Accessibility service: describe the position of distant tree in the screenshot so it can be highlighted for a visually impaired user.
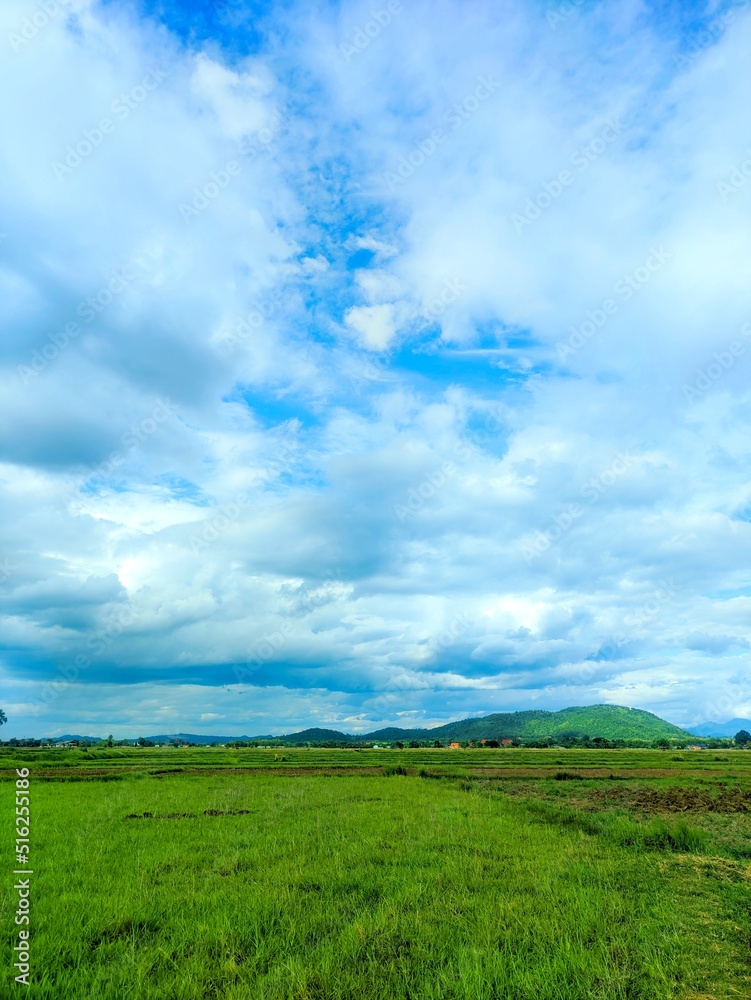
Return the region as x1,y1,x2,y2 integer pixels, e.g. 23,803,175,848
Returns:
433,740,442,748
485,740,500,748
409,740,420,748
0,708,7,726
734,729,751,746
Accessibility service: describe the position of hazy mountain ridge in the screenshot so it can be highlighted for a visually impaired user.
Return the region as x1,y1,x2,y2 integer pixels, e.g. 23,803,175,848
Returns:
38,705,702,744
687,719,751,738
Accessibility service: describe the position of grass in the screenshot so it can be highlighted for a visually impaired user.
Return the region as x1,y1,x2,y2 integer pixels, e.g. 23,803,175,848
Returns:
1,748,750,998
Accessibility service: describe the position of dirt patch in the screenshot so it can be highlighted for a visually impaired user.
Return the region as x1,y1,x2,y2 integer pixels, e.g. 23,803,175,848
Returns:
1,765,388,782
125,808,252,820
5,764,750,783
590,785,751,813
465,768,738,780
90,918,159,947
202,808,251,816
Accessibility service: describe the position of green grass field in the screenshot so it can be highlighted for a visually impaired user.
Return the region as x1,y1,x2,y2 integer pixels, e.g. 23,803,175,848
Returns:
2,748,750,998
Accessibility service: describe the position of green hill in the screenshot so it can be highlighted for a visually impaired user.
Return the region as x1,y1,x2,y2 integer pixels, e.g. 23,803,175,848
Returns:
272,706,692,744
280,728,350,744
365,727,432,741
418,705,691,743
128,705,693,746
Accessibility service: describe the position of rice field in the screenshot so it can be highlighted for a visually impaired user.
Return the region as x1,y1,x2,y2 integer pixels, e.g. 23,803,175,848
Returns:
1,747,750,998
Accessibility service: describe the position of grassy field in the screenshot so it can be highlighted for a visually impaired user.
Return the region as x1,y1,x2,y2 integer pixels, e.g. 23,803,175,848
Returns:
2,748,750,998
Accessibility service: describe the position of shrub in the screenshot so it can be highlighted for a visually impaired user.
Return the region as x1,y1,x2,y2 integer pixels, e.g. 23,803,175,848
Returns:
611,817,707,853
640,820,708,853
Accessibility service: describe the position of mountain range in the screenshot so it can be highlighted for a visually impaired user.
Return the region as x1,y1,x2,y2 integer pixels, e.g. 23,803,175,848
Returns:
685,718,751,738
42,704,712,744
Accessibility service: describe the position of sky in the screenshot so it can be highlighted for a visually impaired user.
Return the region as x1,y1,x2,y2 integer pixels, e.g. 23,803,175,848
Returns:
1,0,750,739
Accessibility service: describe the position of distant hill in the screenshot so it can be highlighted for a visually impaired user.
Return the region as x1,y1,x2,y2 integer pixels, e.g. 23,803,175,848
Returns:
688,719,751,738
142,733,256,745
39,705,694,746
46,733,260,746
371,705,692,743
366,727,432,741
256,705,691,744
140,731,350,746
276,728,350,744
48,734,102,744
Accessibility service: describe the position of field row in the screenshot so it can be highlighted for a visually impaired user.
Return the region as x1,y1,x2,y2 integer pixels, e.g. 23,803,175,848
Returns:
3,746,751,778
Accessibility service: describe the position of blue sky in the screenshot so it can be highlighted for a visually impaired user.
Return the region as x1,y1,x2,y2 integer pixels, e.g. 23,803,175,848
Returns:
1,0,750,738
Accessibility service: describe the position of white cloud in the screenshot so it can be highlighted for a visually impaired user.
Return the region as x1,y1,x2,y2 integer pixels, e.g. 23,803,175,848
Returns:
344,303,398,350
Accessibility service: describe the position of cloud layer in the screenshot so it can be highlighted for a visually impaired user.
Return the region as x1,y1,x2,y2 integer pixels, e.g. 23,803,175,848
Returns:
1,0,750,737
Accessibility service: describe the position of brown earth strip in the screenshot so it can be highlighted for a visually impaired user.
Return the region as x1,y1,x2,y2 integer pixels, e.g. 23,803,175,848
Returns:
588,784,751,813
3,764,751,782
